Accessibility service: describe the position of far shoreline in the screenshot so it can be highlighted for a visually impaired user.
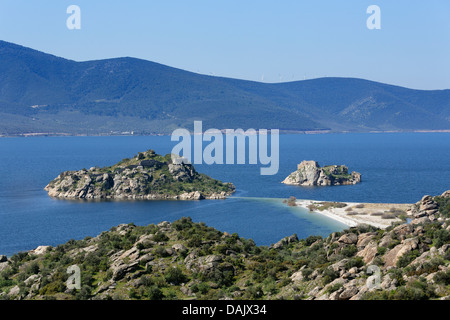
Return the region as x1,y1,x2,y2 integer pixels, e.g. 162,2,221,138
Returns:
1,130,450,138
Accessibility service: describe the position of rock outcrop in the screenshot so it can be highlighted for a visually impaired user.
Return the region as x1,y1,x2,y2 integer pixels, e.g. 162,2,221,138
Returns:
44,150,235,200
406,194,442,225
282,161,361,186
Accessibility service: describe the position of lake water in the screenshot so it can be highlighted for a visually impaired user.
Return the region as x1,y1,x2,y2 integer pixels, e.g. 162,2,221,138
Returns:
0,133,449,256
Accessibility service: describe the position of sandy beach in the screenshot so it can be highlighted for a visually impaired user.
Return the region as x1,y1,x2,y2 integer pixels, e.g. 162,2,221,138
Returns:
295,199,412,229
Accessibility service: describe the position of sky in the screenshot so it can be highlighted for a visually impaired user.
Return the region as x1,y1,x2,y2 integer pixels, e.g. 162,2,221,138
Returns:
0,0,449,90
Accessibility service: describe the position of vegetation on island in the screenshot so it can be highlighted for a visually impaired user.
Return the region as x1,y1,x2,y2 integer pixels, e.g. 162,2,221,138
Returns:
44,150,235,200
322,166,352,181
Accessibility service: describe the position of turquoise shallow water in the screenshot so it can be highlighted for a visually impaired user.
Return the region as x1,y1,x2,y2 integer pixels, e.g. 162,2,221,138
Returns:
0,133,449,256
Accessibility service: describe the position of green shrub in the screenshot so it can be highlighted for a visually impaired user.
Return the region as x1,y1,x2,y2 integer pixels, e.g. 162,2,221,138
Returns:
147,286,164,300
153,232,169,243
326,282,343,294
304,235,322,246
341,245,357,258
191,282,210,295
377,247,387,256
187,235,202,248
75,285,92,300
395,279,436,300
39,280,65,296
263,280,278,295
25,261,40,275
435,196,450,218
244,285,263,299
172,217,194,231
154,246,170,258
396,250,420,268
344,256,364,269
434,229,450,248
388,268,405,286
301,268,314,280
0,276,14,289
322,267,339,285
434,269,450,286
164,267,188,285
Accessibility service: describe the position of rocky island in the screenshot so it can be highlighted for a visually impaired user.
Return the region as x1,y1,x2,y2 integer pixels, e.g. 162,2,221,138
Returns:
44,150,235,200
282,160,362,186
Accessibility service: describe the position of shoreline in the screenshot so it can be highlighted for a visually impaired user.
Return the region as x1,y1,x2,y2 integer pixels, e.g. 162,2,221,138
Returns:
294,199,412,229
1,130,450,138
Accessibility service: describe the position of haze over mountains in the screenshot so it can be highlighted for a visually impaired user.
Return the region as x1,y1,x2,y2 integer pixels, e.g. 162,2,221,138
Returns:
0,40,449,135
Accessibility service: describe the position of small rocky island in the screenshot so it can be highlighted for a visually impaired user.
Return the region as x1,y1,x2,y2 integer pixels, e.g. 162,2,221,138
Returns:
44,150,235,200
282,160,361,186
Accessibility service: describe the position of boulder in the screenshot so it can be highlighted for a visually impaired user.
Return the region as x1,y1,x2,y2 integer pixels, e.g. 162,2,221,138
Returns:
0,262,9,273
317,278,347,298
392,224,413,237
339,285,359,300
441,190,450,198
380,274,398,291
282,161,361,186
379,232,395,248
179,191,204,200
111,261,139,281
356,241,378,264
172,244,188,254
329,259,349,272
282,161,321,186
138,253,154,264
31,246,51,255
271,234,299,249
337,233,358,245
8,285,20,297
117,246,140,262
290,270,305,283
420,203,438,211
411,217,431,225
307,286,322,298
185,254,223,274
24,274,40,286
356,233,376,249
384,237,419,268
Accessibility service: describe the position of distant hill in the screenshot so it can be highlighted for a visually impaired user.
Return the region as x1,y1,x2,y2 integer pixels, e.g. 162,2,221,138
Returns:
1,40,449,135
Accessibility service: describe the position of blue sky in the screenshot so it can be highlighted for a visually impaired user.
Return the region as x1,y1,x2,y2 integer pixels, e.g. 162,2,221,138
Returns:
0,0,449,90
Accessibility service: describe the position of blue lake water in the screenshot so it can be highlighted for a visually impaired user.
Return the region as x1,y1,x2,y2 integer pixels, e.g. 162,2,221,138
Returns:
0,133,449,256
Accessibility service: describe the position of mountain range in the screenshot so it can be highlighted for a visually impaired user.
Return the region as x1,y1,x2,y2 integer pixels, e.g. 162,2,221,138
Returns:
1,40,449,135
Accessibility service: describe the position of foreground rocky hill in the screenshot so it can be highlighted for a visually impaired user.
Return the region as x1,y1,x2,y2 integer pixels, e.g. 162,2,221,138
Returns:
282,161,362,186
44,150,235,200
1,191,449,300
